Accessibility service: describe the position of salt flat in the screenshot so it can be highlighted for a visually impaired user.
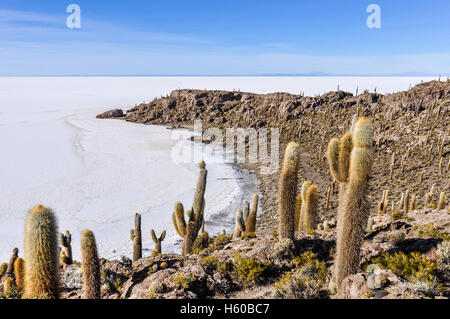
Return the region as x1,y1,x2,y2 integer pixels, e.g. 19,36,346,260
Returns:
0,76,437,261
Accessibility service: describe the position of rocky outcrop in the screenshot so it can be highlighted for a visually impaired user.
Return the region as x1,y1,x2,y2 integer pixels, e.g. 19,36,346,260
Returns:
96,109,124,119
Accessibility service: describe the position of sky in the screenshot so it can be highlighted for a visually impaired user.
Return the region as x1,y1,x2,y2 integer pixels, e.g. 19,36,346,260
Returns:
0,0,449,76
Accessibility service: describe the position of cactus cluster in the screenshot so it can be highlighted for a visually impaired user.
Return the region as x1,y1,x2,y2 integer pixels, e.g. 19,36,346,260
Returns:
298,181,319,233
234,194,259,238
327,117,374,289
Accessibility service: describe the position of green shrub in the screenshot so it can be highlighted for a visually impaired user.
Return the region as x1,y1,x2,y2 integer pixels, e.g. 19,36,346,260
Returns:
231,254,270,284
171,272,195,289
365,251,437,283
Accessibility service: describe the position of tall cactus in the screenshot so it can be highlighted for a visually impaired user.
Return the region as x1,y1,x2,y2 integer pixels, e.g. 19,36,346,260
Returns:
298,182,319,233
130,213,142,263
279,142,301,240
60,230,73,268
24,205,59,299
151,229,166,254
80,229,101,299
172,161,207,255
328,118,374,290
14,258,25,289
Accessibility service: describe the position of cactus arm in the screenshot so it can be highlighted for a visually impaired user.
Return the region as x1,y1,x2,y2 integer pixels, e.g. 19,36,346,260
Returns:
150,229,158,243
159,230,166,242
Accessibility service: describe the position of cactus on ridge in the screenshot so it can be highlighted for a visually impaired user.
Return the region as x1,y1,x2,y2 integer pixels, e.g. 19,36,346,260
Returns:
0,263,7,278
151,229,167,254
5,248,18,276
298,181,319,233
278,142,301,240
14,258,25,289
60,230,73,268
438,192,447,209
172,161,207,255
80,229,101,299
130,213,142,263
23,205,59,299
327,118,374,290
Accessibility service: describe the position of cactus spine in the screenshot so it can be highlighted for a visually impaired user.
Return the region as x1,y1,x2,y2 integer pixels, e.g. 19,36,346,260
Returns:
151,229,166,254
60,230,72,268
328,118,374,290
279,142,301,240
172,162,207,255
130,213,142,263
298,182,319,233
24,205,59,299
14,258,25,289
80,229,101,299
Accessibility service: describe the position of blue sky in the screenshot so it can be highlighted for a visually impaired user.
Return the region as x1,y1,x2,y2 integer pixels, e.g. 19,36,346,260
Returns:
0,0,449,76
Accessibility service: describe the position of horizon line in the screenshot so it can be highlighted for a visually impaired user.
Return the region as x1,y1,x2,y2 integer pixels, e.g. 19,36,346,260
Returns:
0,73,448,78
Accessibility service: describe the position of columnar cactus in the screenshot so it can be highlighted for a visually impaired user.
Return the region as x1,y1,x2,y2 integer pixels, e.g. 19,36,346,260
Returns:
298,181,319,233
130,213,142,263
438,192,447,209
403,190,410,216
60,230,73,268
246,194,259,234
278,142,301,240
234,208,245,238
24,205,59,299
410,194,417,210
377,190,389,215
6,248,18,275
14,258,25,288
150,229,166,254
0,263,7,278
327,118,374,290
172,161,207,255
3,277,15,297
80,229,101,299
